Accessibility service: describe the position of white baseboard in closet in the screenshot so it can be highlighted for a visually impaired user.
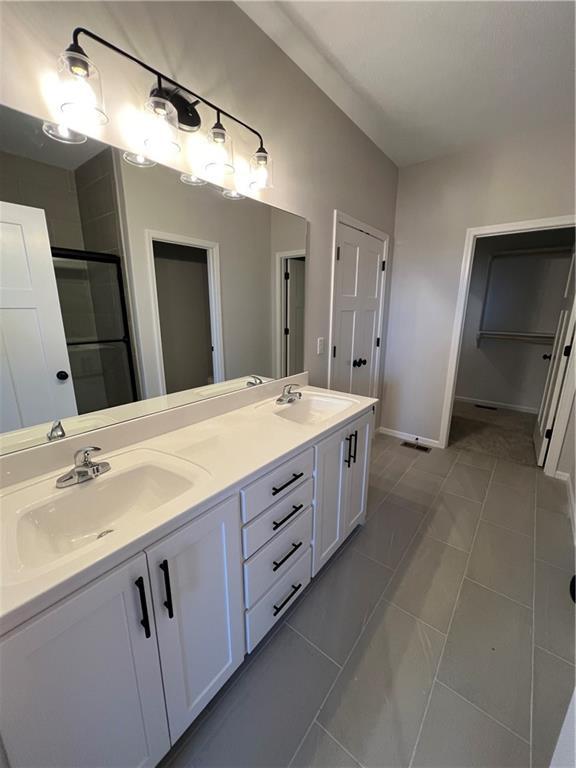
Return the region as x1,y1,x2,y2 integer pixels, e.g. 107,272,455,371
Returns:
376,427,441,449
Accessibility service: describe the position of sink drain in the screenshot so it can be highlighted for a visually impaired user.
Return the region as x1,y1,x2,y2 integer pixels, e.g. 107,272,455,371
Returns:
97,529,114,539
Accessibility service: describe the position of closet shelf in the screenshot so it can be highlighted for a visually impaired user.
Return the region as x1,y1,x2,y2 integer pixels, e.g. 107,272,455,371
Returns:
476,331,554,347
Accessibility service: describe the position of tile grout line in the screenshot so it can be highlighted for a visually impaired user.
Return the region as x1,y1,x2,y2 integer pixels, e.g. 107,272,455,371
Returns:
534,643,576,668
284,621,343,669
464,576,533,611
434,680,531,745
314,720,364,767
379,598,448,638
407,456,499,768
530,470,538,768
534,555,575,575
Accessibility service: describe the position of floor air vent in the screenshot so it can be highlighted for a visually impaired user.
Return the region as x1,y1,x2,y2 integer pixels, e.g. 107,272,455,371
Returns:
474,404,498,411
401,441,430,453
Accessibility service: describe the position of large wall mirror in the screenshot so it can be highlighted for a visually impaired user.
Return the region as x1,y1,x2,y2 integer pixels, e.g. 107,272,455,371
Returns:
0,105,307,454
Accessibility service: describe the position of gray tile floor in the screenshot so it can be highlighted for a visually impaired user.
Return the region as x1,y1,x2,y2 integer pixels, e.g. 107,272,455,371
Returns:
162,434,575,768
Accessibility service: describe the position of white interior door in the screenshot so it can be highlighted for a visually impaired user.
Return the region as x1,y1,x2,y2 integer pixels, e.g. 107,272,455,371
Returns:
534,252,575,465
0,201,77,431
286,257,305,375
331,221,386,396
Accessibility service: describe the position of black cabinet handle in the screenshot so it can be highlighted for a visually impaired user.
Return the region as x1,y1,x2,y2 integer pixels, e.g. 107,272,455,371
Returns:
56,370,69,381
344,434,353,467
351,430,358,463
134,576,151,638
273,582,302,616
272,541,303,572
542,354,552,360
272,504,303,531
272,472,304,496
159,559,174,619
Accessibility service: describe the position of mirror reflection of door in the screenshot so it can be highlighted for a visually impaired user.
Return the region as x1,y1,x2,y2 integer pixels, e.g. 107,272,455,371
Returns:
283,257,306,376
153,241,214,394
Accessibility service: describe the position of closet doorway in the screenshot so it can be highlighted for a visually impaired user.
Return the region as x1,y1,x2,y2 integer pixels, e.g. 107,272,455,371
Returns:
442,219,574,468
276,252,306,378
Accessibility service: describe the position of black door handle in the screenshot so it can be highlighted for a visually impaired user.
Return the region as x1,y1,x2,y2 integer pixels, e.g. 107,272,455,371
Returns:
272,472,304,496
273,583,302,616
351,430,359,463
159,559,174,619
135,576,151,638
272,541,303,572
272,504,304,531
56,370,69,381
542,354,552,360
352,359,359,368
361,359,367,366
344,434,353,467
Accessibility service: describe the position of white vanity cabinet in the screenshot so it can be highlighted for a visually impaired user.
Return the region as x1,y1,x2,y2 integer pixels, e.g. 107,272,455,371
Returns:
0,554,170,768
145,496,244,743
313,411,373,575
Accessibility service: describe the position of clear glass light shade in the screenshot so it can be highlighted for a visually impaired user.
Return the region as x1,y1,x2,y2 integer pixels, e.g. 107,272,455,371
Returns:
222,188,244,200
249,150,273,190
180,173,207,186
42,121,87,145
123,151,156,168
204,126,234,176
143,97,180,160
57,52,108,128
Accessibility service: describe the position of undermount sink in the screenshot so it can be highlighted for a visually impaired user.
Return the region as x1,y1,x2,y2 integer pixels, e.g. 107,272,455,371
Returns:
2,449,209,574
256,391,358,425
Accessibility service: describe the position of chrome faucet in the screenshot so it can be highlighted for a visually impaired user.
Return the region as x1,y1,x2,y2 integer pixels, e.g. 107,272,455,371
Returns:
47,420,66,441
276,384,303,404
56,447,111,489
246,375,263,387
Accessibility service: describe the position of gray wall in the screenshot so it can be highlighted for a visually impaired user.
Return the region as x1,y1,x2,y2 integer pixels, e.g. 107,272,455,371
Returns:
1,0,398,389
558,397,575,509
455,240,571,412
383,123,574,442
75,148,123,256
0,150,84,249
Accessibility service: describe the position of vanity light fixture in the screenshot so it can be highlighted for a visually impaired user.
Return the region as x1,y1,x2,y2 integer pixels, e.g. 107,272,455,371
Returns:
123,151,156,168
57,41,108,128
42,121,87,144
50,28,272,187
180,173,207,186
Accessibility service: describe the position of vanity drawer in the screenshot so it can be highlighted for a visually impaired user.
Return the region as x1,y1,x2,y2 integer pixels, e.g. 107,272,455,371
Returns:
242,478,314,558
243,506,313,608
241,448,314,524
245,546,311,653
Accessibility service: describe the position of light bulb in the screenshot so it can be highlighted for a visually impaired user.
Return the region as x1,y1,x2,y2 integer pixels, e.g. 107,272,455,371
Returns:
123,152,156,167
222,189,244,200
143,96,180,160
42,121,87,144
180,173,207,186
204,119,234,177
57,50,107,128
249,148,273,190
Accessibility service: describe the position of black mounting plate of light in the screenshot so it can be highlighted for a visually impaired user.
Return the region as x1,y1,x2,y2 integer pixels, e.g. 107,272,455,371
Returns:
149,85,201,132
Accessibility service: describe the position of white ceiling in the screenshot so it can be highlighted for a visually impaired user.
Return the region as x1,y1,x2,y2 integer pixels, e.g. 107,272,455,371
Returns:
239,1,575,166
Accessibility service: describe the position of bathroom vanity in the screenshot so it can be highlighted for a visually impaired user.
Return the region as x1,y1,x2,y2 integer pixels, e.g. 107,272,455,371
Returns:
0,383,376,767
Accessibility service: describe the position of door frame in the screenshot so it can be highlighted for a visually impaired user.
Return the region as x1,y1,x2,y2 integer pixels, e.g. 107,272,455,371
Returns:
273,249,306,378
143,229,225,395
327,210,389,397
439,214,576,449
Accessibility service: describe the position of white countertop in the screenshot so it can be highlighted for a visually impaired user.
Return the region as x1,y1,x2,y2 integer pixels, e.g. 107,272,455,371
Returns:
0,386,376,636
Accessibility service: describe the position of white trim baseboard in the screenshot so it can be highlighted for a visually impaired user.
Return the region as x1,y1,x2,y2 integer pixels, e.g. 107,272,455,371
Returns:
454,396,539,415
555,471,576,540
377,427,441,449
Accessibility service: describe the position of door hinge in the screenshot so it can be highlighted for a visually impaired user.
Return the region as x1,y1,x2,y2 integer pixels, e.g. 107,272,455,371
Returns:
284,271,290,280
382,260,386,271
284,328,290,336
545,428,553,439
336,246,340,261
332,345,336,358
376,337,381,347
564,344,572,357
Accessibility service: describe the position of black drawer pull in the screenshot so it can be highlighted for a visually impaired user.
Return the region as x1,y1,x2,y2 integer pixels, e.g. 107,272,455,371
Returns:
272,471,304,496
134,576,151,638
351,430,358,463
344,434,353,467
159,559,174,619
273,582,302,616
272,541,303,572
272,504,303,531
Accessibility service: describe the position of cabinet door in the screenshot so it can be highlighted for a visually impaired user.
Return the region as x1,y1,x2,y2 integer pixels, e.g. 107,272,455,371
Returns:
343,412,373,536
146,496,245,743
0,554,169,768
313,426,349,576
